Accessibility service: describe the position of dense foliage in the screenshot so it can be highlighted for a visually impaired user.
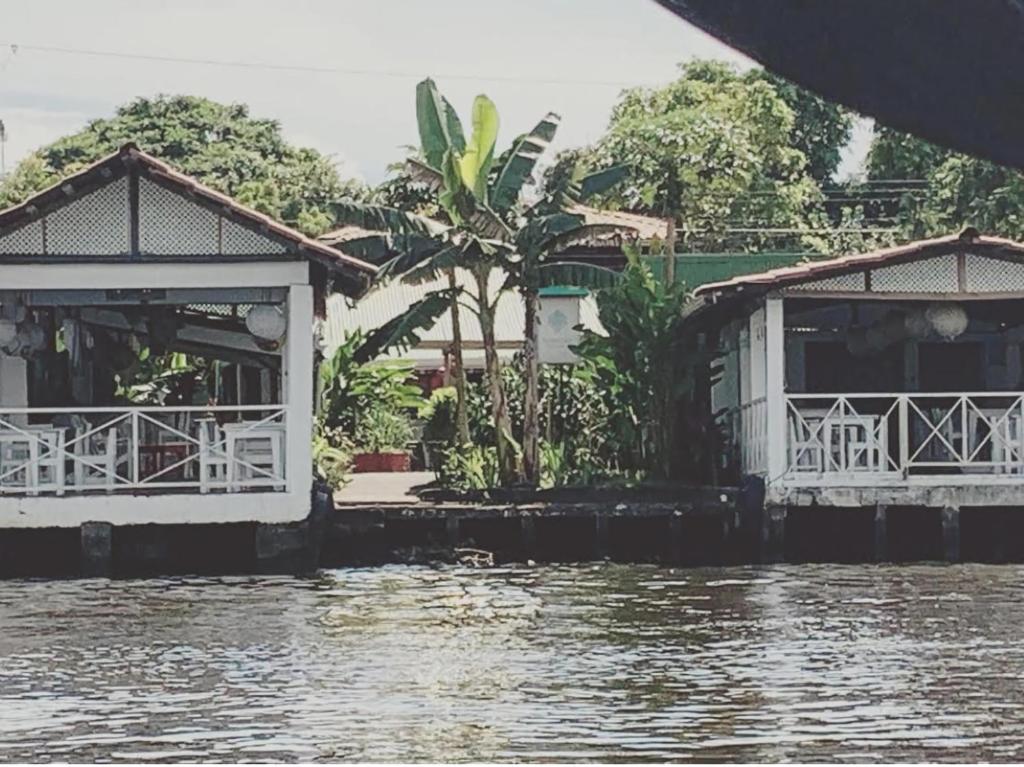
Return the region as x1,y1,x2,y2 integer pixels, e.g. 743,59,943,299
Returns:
867,125,1024,240
547,61,828,252
0,95,365,235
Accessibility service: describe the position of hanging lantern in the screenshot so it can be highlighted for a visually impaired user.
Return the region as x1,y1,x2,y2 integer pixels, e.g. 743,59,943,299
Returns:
0,319,16,347
847,326,870,357
925,302,968,341
904,309,931,339
246,304,287,341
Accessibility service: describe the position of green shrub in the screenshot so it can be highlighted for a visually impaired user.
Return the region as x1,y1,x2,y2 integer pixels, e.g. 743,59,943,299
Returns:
437,443,499,491
313,420,354,489
353,408,414,453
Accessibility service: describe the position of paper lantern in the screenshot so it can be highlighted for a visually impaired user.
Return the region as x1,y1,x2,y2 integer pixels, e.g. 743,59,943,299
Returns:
904,309,931,339
246,304,287,341
0,319,16,346
925,302,968,341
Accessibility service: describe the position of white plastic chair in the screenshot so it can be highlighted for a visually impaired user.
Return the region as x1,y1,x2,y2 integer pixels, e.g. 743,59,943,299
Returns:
198,420,228,493
74,426,120,491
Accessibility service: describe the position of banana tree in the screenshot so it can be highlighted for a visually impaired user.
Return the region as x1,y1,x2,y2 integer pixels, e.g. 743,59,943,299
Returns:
510,162,633,485
335,79,633,486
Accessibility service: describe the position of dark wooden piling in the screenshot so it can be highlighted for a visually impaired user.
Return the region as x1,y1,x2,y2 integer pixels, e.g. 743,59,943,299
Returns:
761,505,787,563
942,506,961,562
80,521,113,578
874,504,888,562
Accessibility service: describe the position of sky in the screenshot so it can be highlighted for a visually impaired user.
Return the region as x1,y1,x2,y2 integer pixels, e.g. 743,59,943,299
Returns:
0,0,871,185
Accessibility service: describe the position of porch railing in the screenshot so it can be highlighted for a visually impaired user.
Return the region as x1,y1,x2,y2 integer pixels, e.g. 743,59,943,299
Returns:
785,392,1024,479
0,405,287,496
733,397,768,475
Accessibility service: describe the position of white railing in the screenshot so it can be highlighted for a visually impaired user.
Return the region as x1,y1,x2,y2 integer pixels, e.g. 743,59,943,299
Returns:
733,397,768,475
785,392,1024,480
0,405,287,496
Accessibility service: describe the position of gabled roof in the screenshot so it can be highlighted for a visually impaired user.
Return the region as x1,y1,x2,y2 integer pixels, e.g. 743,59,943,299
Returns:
693,229,1024,300
0,143,377,295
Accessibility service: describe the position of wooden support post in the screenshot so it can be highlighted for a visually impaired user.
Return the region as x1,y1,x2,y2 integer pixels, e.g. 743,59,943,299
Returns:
761,505,787,564
669,513,684,564
942,506,960,563
874,504,888,562
595,514,610,559
764,297,787,487
80,521,113,578
520,515,536,560
445,515,460,548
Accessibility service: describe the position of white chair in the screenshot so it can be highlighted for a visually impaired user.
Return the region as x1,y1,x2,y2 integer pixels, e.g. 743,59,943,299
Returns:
0,432,32,491
224,422,285,491
74,426,120,491
30,427,67,496
788,412,825,473
198,419,229,493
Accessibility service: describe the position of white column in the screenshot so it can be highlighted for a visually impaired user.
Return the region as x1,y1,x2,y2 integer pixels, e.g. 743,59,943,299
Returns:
0,356,28,427
764,296,787,483
285,284,314,501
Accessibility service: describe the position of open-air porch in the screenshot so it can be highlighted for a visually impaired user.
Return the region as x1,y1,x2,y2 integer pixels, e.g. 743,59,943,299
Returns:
702,231,1024,506
0,144,374,528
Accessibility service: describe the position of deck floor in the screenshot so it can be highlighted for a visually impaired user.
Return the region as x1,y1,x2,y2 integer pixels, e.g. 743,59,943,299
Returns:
333,471,435,505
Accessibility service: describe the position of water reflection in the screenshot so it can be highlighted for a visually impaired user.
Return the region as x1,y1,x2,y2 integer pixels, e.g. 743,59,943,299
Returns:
1,564,1023,761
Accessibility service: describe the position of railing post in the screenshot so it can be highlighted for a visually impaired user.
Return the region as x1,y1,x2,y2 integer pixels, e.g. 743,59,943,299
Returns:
131,410,140,485
898,396,909,475
764,297,787,484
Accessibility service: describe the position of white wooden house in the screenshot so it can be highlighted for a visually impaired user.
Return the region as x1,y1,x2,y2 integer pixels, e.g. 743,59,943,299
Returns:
0,143,374,530
693,230,1024,509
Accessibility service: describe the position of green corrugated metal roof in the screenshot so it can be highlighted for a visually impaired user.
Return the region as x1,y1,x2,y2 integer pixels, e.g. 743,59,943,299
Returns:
645,252,827,288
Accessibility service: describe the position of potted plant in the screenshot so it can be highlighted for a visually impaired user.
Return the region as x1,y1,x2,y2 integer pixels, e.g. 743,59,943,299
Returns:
352,408,414,472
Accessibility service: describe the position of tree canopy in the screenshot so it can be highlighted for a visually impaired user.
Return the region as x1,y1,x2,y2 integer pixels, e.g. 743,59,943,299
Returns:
547,61,830,252
0,95,365,236
867,125,1024,240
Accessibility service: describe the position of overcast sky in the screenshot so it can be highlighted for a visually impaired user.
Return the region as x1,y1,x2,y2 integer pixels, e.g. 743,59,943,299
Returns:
0,0,871,184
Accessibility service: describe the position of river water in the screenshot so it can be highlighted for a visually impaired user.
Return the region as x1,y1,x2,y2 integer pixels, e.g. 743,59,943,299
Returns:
1,564,1022,762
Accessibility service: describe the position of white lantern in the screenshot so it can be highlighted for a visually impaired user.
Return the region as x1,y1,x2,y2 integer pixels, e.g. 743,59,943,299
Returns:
925,302,968,341
246,304,287,341
904,309,931,339
0,319,16,347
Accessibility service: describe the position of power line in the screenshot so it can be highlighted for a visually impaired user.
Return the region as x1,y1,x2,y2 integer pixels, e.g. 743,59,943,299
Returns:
0,41,650,88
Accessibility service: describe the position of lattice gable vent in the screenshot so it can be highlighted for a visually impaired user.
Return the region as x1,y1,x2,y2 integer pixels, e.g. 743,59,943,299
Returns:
0,175,291,258
796,271,867,291
138,176,288,257
963,252,1024,292
0,177,132,256
869,253,959,292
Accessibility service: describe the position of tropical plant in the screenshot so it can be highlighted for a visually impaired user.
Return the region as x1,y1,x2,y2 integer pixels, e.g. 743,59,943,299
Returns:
574,247,715,480
437,443,499,492
0,95,366,236
336,79,629,486
353,408,415,454
313,419,354,489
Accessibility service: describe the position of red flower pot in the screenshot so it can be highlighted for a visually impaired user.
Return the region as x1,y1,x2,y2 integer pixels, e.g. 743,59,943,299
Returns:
353,452,411,473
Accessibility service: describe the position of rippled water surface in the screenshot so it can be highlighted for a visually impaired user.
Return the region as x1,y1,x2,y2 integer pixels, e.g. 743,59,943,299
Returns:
2,564,1024,761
